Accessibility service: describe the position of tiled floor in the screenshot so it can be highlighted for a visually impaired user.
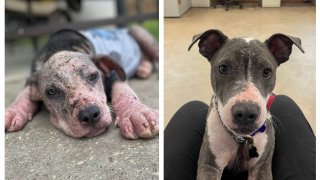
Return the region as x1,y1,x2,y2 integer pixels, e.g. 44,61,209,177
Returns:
164,6,316,133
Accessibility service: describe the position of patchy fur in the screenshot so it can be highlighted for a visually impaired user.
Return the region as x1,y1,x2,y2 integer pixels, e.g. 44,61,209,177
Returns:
5,26,159,139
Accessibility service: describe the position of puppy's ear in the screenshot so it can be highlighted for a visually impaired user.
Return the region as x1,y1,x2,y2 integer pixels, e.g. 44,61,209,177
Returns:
27,72,42,101
93,54,126,81
188,29,228,61
265,34,305,65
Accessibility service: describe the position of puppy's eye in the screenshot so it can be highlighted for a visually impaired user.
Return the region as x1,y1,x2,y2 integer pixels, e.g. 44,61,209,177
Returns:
88,72,99,83
219,65,228,74
263,68,272,77
45,87,58,98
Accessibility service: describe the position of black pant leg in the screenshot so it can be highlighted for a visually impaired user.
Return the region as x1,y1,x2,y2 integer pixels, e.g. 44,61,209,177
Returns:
164,96,315,180
271,95,315,180
164,101,208,180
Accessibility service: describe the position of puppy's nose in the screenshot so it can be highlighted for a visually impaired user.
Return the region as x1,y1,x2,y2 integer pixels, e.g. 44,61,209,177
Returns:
232,102,260,125
78,105,101,126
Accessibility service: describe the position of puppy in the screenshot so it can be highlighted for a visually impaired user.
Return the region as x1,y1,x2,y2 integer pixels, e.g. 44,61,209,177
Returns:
5,25,159,139
188,29,304,179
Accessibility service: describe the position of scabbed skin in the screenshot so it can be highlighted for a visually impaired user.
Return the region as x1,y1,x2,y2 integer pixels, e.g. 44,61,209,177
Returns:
5,87,38,132
38,52,113,138
112,81,159,139
5,28,159,139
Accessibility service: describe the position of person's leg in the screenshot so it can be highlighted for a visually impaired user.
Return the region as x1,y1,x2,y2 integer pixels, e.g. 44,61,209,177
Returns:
165,96,315,180
271,95,315,180
164,101,208,180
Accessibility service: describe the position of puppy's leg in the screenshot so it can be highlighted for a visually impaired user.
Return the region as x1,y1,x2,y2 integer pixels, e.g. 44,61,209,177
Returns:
111,81,158,139
136,55,153,79
249,143,274,179
248,160,273,180
5,86,39,131
197,131,224,180
129,25,159,62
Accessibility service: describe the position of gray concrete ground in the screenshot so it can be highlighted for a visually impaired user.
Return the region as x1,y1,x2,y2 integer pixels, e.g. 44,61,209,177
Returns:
5,44,159,179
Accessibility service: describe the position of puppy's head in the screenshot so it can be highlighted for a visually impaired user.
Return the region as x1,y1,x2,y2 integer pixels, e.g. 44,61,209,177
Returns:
189,30,304,135
28,51,126,138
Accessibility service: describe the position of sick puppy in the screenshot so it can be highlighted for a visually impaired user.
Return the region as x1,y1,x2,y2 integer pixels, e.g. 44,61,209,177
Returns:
5,25,159,139
188,29,304,179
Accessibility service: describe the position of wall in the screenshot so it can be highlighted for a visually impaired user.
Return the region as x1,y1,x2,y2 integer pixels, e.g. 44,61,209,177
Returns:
179,0,192,14
192,0,211,7
236,0,310,3
70,0,116,21
164,0,191,17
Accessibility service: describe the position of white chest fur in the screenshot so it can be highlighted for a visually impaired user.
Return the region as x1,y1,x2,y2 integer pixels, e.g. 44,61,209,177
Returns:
206,99,269,170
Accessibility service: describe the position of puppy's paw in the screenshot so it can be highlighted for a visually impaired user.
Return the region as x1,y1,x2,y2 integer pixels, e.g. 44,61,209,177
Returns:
5,107,32,132
114,101,159,139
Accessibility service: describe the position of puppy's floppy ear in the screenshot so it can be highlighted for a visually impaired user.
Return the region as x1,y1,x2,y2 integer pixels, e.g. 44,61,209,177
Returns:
93,54,126,81
188,29,228,61
265,33,305,65
27,72,42,101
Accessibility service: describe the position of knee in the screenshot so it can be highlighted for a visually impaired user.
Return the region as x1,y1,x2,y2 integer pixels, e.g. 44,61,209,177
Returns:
180,101,209,111
271,95,299,110
167,101,209,129
176,101,209,119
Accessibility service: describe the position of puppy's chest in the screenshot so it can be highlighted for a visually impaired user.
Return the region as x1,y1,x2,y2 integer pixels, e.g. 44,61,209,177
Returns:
232,133,268,170
206,107,268,170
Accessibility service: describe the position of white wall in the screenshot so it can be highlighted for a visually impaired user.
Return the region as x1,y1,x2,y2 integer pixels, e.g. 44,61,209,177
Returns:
192,0,211,7
164,0,191,17
70,0,116,21
262,0,281,7
179,0,192,15
164,0,179,17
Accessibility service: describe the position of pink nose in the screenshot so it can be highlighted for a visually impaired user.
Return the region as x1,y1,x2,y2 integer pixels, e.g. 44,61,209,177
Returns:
78,105,101,126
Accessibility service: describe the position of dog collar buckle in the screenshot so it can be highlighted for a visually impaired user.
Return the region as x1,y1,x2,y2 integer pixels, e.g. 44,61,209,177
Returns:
233,135,247,143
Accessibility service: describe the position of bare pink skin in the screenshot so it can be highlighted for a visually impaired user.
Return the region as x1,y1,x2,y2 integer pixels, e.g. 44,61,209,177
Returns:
6,51,158,139
217,82,268,136
112,81,159,139
96,26,160,138
37,52,112,138
5,86,39,131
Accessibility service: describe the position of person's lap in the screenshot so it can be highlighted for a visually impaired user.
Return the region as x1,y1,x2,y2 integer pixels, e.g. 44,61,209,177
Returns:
164,95,315,180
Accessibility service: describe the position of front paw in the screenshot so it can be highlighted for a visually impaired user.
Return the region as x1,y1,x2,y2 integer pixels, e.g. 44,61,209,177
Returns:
115,103,159,139
5,107,32,132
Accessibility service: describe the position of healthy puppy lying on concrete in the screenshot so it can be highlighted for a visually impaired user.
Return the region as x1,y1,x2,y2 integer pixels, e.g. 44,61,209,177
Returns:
5,25,159,139
188,29,304,179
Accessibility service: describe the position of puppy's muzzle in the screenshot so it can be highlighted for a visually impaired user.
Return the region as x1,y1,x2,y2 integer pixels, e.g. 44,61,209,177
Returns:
78,105,101,126
232,101,260,125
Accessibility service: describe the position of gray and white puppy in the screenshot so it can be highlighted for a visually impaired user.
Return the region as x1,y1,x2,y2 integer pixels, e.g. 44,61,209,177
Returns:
188,29,304,179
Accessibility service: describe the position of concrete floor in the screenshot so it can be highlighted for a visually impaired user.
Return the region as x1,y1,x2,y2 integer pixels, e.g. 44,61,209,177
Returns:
164,6,316,133
5,45,159,179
